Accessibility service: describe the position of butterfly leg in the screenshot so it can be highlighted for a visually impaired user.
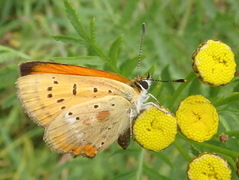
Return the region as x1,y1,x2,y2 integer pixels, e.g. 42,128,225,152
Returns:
141,102,171,114
148,93,160,104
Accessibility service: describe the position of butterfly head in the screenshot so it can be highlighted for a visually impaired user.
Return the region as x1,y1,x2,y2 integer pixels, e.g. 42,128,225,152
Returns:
131,75,152,93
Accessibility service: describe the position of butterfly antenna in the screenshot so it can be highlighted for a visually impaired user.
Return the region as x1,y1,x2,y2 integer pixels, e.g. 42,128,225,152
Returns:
137,23,146,77
152,79,187,83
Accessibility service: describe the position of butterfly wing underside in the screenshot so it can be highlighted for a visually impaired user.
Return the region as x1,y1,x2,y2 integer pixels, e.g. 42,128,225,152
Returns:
45,95,132,157
17,71,138,157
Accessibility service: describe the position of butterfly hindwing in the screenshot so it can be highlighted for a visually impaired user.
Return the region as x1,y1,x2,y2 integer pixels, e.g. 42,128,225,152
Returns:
44,96,132,157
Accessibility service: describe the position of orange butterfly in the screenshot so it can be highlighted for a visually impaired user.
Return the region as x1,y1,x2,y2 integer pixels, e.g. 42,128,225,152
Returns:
16,61,156,157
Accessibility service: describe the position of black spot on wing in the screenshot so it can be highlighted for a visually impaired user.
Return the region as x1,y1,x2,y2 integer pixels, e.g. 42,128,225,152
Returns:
57,99,64,103
93,87,98,92
73,84,77,95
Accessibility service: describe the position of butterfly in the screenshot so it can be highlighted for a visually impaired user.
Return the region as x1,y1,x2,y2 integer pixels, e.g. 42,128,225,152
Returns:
16,61,155,157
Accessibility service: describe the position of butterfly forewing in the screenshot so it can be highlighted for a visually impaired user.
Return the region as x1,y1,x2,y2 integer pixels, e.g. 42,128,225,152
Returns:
44,96,132,157
19,61,130,84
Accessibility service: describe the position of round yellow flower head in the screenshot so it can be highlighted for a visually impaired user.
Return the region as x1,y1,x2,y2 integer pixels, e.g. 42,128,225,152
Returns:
133,107,177,151
187,153,231,180
192,40,236,86
176,95,219,142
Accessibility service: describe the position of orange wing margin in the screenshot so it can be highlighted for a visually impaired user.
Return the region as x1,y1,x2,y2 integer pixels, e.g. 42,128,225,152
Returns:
19,61,130,84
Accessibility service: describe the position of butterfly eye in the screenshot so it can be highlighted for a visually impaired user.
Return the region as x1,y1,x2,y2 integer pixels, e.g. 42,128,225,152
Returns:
139,80,149,90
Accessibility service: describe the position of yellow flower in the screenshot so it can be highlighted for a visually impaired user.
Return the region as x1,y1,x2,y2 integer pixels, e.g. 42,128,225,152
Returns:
176,95,219,142
192,40,236,86
133,107,177,151
187,153,231,180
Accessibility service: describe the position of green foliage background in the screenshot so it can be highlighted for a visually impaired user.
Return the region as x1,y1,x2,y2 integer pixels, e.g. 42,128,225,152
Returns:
0,0,239,179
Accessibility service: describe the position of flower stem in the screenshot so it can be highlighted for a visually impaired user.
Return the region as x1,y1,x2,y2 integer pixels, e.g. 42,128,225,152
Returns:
136,148,146,180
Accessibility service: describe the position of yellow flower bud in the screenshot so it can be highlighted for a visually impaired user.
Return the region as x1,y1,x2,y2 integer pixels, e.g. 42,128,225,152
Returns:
176,95,219,142
133,107,177,151
187,153,231,180
192,40,236,86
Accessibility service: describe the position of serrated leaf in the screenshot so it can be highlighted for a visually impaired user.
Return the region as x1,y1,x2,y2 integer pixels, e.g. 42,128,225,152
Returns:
64,0,90,41
52,35,87,46
108,34,123,65
63,1,120,73
88,18,96,56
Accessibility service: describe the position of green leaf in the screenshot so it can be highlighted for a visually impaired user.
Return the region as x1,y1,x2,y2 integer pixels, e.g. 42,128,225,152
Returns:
64,0,90,41
161,65,175,95
214,92,239,107
178,133,239,158
148,63,156,77
90,17,96,42
168,72,195,110
50,56,104,66
188,76,201,95
108,34,124,66
63,0,120,73
0,51,19,63
0,45,30,62
87,18,96,56
52,35,87,46
121,56,139,77
174,138,192,162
